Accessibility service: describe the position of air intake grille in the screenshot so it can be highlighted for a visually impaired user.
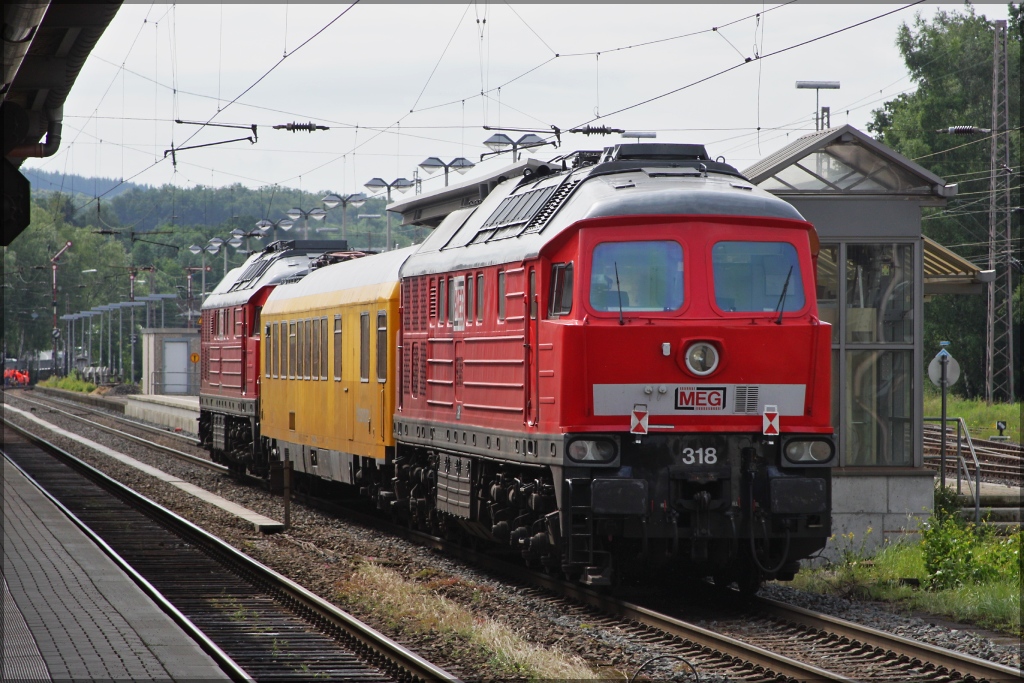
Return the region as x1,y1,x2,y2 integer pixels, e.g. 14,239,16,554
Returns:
734,386,759,414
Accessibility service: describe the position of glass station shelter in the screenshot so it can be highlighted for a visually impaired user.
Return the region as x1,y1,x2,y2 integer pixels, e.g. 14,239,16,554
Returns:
744,124,990,549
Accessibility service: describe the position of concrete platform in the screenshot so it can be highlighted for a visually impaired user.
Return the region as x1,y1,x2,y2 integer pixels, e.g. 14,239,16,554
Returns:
125,394,200,436
5,404,284,533
2,458,232,681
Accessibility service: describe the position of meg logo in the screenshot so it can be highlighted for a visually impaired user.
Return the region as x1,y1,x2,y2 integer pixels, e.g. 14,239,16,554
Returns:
675,386,727,411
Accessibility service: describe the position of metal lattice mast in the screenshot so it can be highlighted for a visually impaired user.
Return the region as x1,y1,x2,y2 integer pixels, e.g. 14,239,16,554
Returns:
986,19,1014,403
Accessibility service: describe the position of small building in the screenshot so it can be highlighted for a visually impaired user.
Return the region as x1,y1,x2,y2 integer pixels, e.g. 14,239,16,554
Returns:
743,124,989,552
140,327,200,395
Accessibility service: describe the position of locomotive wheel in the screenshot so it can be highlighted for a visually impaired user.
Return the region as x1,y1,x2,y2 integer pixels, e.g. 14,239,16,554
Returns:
713,572,733,590
735,567,762,596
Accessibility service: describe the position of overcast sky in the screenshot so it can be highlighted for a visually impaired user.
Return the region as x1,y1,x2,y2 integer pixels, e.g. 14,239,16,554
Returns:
23,2,1011,205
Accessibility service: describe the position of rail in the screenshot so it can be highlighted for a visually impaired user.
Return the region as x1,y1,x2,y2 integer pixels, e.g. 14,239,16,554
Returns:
923,416,981,524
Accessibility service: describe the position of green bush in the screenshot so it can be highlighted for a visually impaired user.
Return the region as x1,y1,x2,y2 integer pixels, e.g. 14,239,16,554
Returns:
921,486,1023,590
38,370,96,393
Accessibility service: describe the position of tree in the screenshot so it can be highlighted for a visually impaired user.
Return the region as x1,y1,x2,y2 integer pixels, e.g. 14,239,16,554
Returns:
867,3,1021,399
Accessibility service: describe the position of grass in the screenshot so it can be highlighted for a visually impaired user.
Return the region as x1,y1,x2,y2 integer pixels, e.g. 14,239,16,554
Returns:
36,371,96,394
922,389,1021,442
335,561,600,680
792,529,1022,636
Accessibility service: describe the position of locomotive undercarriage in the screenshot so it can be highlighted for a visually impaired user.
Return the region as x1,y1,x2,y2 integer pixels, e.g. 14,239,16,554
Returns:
384,432,831,590
199,410,262,477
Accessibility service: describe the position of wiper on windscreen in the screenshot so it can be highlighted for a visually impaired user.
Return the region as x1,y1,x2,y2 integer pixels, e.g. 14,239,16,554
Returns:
614,262,624,325
774,265,793,325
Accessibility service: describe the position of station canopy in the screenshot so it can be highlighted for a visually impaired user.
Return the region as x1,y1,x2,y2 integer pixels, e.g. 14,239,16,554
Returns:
743,124,989,296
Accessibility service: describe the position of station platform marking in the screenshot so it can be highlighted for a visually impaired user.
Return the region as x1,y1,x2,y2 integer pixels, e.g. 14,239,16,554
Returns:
4,405,283,533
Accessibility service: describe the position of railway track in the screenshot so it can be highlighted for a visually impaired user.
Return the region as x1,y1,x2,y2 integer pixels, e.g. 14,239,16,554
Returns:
479,556,1023,682
8,391,225,474
922,423,1022,485
1,419,457,683
6,392,1019,681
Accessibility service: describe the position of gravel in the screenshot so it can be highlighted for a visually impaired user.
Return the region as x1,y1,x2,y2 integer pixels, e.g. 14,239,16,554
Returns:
4,389,1020,680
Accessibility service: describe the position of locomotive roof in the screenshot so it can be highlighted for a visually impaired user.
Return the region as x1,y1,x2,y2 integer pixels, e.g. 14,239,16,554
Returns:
392,144,806,278
201,240,349,310
264,245,417,304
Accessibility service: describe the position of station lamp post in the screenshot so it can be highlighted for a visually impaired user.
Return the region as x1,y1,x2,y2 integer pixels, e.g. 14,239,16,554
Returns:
320,193,367,241
795,80,840,131
363,177,414,252
418,157,475,187
285,206,328,240
253,217,294,242
189,243,222,301
46,241,72,376
481,133,549,162
230,227,265,254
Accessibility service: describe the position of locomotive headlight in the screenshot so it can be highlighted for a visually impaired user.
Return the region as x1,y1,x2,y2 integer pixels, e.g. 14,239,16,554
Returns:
567,439,617,463
784,439,834,464
684,342,719,376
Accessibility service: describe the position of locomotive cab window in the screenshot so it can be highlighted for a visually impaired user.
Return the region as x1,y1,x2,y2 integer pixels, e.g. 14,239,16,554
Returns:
590,241,683,312
549,262,574,317
466,273,475,324
712,241,805,314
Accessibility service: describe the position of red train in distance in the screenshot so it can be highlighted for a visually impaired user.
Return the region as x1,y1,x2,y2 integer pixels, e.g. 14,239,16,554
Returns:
198,240,350,474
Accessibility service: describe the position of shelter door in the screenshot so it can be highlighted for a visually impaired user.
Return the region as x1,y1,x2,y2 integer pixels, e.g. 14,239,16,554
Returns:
163,340,189,394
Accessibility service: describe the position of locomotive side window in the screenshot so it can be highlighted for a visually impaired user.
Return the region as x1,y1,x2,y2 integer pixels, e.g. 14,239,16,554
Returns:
320,316,328,380
376,311,387,383
549,262,574,317
333,315,342,381
288,321,296,379
712,241,804,313
437,277,446,324
476,273,484,322
359,312,370,382
529,269,537,320
590,241,683,312
447,277,456,324
466,273,474,324
312,318,320,381
497,270,506,321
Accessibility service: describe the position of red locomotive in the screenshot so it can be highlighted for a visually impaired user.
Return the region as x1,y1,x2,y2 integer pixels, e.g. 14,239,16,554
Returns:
198,240,348,475
389,144,833,589
218,143,834,591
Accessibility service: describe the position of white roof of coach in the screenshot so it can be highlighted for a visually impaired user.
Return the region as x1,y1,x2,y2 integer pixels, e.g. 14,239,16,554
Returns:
265,246,417,302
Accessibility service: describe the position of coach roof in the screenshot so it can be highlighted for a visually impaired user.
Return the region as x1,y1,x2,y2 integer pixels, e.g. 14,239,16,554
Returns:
265,245,416,303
